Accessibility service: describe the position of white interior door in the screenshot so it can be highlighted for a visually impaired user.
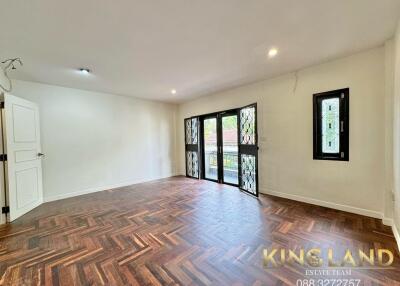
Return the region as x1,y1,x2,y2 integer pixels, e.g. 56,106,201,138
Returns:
4,94,43,221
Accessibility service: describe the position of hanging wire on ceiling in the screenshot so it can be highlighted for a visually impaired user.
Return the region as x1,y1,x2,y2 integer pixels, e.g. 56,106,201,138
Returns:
0,58,23,93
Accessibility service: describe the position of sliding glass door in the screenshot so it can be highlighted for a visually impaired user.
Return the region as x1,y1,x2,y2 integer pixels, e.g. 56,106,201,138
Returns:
185,103,258,197
203,116,218,181
200,111,239,187
221,113,239,185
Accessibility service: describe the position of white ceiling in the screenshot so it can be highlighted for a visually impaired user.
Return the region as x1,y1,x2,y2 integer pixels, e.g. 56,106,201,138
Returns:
1,1,400,103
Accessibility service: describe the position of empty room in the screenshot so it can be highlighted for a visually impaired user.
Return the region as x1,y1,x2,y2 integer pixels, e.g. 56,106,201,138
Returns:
1,1,400,285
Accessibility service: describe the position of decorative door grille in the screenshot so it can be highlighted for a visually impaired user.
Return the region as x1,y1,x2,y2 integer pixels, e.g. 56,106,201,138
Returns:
238,104,258,196
185,117,200,178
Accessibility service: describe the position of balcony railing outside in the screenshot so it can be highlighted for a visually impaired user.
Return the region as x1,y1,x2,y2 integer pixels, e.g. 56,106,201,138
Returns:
204,148,238,184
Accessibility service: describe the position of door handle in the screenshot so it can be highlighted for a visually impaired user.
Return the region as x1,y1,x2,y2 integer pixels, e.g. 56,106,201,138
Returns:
37,153,45,158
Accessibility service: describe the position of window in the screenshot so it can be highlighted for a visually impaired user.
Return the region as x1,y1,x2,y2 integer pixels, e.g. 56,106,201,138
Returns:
313,88,349,161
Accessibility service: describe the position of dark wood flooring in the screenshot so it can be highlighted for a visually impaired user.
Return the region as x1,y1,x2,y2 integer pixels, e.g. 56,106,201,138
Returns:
0,176,399,285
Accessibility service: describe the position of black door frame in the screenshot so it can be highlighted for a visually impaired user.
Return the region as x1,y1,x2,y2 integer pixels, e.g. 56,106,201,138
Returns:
199,108,241,187
186,104,258,197
200,114,220,183
184,117,200,179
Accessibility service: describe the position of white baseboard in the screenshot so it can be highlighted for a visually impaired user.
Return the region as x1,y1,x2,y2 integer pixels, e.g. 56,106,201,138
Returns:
261,188,383,219
379,218,400,252
0,213,5,225
44,174,177,203
391,221,400,253
382,217,393,226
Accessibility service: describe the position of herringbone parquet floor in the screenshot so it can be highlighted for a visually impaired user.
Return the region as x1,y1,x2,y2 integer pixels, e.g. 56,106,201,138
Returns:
0,176,399,285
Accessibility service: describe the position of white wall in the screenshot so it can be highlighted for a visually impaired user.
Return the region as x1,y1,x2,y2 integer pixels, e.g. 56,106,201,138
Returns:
178,47,386,217
11,80,177,201
0,69,8,91
393,20,400,238
384,39,394,221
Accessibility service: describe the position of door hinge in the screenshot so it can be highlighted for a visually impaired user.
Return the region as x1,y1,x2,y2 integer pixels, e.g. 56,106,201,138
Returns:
2,206,9,214
0,154,7,161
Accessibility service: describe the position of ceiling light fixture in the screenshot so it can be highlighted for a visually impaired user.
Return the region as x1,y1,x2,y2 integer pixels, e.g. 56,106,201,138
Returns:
268,48,278,58
171,89,177,95
78,68,91,75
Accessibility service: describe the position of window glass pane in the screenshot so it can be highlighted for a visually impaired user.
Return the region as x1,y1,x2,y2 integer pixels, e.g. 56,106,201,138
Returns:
185,119,191,144
204,118,218,180
321,98,340,153
222,115,238,185
241,154,256,195
186,151,198,178
191,118,198,144
240,106,255,144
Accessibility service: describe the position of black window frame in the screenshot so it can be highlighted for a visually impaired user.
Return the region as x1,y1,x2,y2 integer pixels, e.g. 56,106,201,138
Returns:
313,88,349,161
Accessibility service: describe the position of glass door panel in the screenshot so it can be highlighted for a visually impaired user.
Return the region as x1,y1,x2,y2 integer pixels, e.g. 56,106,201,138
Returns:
222,114,238,185
203,117,218,181
239,104,258,196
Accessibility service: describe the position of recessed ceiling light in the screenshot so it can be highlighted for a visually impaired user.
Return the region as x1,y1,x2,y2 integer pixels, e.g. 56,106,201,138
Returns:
78,68,91,75
268,48,278,58
171,89,177,95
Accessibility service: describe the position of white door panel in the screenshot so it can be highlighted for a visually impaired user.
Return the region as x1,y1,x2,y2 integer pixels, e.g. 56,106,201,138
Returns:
14,149,38,163
12,104,37,142
4,94,43,221
16,167,39,208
